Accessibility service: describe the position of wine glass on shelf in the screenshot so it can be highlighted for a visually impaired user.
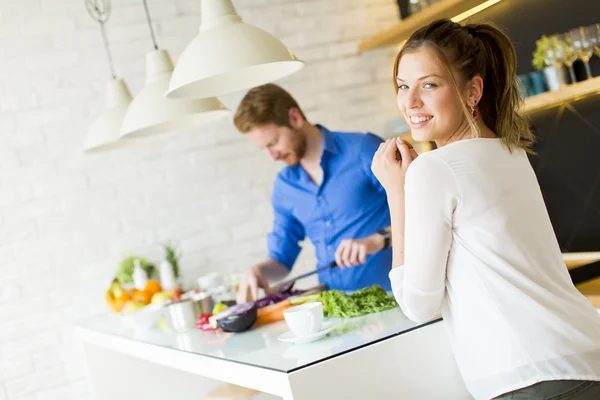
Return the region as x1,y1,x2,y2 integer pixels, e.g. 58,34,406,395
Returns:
409,0,429,15
570,26,595,79
594,24,600,58
559,32,579,83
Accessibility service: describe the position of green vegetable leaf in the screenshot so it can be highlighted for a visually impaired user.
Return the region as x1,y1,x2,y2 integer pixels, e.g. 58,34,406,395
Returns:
318,285,397,318
163,243,180,278
116,256,154,285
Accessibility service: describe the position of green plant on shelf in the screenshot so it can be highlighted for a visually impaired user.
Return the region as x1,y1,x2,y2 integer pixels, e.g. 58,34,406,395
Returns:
532,34,564,71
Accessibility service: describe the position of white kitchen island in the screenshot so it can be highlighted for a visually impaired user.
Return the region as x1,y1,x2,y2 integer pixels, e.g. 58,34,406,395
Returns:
76,308,472,400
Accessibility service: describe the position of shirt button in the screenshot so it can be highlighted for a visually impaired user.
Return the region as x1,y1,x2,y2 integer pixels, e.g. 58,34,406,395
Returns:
325,221,331,227
317,196,323,201
327,245,332,251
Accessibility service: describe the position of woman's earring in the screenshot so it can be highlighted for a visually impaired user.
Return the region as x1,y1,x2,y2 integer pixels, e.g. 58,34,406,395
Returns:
471,101,478,118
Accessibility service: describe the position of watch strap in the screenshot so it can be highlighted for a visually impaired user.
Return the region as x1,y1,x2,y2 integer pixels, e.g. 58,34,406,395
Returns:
377,228,391,249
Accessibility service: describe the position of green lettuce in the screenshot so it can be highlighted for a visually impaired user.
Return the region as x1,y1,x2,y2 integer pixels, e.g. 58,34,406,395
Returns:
319,285,398,318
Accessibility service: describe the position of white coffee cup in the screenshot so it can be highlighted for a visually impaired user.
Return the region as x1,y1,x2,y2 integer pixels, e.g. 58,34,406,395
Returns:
283,302,323,337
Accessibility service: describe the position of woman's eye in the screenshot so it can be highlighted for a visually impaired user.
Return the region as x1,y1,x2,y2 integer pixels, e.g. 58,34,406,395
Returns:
423,82,438,89
398,84,409,90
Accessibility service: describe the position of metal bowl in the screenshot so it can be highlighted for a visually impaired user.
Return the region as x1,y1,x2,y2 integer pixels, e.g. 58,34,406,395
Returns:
164,292,214,332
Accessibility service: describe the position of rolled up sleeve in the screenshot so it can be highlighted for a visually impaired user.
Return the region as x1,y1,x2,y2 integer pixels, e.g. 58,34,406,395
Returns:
389,155,459,323
267,177,306,270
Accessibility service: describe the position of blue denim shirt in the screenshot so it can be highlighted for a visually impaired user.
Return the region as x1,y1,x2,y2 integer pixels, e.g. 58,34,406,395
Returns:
267,125,392,291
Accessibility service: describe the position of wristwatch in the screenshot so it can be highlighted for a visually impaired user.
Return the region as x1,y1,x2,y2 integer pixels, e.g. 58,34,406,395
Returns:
377,228,391,250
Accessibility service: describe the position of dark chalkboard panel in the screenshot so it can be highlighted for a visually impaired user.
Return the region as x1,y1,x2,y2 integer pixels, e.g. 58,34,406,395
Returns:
471,0,600,252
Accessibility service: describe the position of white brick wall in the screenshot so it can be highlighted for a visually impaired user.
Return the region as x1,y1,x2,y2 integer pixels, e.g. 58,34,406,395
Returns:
0,0,401,398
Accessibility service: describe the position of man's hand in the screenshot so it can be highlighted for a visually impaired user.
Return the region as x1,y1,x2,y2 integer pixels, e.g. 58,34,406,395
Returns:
334,234,384,268
236,266,273,304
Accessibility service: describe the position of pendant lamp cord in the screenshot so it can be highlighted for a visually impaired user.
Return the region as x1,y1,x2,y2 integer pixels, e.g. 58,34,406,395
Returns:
99,23,117,78
85,0,117,79
142,0,159,50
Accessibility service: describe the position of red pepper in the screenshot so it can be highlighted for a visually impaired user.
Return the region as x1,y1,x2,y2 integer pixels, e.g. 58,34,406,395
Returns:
198,313,211,324
196,313,217,331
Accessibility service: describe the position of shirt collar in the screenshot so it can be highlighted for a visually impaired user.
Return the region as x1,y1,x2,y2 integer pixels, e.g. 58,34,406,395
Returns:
317,124,339,155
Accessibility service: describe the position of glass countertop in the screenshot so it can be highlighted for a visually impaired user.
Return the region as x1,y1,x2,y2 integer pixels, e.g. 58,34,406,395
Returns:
77,307,437,373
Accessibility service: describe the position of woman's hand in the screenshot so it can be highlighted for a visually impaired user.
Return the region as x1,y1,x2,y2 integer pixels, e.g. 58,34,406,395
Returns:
371,137,418,196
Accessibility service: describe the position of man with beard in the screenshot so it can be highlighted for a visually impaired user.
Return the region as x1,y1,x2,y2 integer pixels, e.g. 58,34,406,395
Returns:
234,84,393,303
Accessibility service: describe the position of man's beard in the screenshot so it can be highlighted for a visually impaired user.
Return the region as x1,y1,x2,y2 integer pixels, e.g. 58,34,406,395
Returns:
284,129,307,166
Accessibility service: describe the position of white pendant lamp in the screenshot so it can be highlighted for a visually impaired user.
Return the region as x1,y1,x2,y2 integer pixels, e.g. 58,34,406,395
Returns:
166,0,305,100
84,0,138,152
85,78,133,152
120,49,229,138
120,0,229,139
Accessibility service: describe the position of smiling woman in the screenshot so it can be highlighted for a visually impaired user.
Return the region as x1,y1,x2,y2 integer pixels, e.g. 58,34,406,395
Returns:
371,18,600,400
392,19,533,151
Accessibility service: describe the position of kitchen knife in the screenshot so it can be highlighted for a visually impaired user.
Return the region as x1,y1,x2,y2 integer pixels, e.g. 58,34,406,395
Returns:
272,261,338,293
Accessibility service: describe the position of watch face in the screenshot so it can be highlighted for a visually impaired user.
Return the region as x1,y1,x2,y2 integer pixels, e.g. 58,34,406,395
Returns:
378,229,390,238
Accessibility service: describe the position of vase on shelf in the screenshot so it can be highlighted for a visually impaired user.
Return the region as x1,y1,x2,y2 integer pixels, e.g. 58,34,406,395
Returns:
529,71,547,95
517,74,534,98
543,65,568,91
396,0,410,19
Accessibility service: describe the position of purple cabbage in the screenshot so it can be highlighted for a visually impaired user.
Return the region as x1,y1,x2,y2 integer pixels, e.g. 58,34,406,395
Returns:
216,302,258,333
255,290,304,308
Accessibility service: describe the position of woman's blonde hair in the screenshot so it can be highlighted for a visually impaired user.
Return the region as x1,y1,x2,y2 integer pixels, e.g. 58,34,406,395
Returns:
394,19,534,152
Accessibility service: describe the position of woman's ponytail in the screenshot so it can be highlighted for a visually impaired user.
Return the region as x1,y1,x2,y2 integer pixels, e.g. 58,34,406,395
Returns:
471,23,535,152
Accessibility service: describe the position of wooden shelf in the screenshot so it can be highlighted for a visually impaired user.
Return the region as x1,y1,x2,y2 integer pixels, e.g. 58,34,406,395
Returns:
521,76,600,114
358,0,501,52
574,275,600,309
563,252,600,270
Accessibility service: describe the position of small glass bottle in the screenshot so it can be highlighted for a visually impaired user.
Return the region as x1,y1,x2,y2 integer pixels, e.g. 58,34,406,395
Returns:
133,258,148,291
159,259,177,291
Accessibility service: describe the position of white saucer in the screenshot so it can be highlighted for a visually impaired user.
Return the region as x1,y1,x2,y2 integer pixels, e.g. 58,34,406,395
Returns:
278,322,339,344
